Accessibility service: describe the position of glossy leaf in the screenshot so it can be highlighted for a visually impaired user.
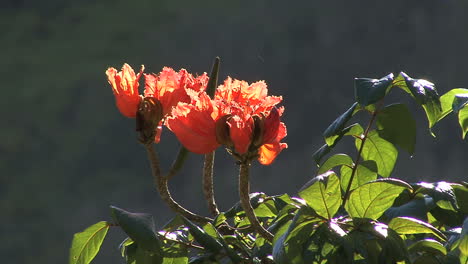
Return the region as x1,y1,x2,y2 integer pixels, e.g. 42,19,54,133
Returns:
415,182,459,211
69,221,110,264
452,94,468,113
340,160,377,192
458,105,468,139
324,102,359,146
384,196,435,221
408,239,447,255
181,217,223,253
110,206,162,252
346,179,409,219
313,123,363,164
354,73,394,106
394,72,442,129
376,103,416,154
438,88,468,121
453,184,468,215
388,216,447,241
272,208,317,264
299,171,341,219
317,153,353,174
356,130,398,177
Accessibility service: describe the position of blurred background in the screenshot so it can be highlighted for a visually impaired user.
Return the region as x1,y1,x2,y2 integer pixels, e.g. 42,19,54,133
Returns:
2,0,467,263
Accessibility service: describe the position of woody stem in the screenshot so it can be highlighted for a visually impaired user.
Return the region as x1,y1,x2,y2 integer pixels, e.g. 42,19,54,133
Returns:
238,162,274,242
144,144,212,223
203,151,220,216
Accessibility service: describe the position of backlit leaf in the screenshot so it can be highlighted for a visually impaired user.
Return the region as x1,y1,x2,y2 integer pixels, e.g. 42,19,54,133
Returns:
69,221,110,264
346,179,408,219
394,72,441,129
458,105,468,139
376,103,416,154
408,239,447,255
299,171,341,219
340,160,377,192
318,153,353,174
438,88,468,121
356,130,398,177
389,217,447,241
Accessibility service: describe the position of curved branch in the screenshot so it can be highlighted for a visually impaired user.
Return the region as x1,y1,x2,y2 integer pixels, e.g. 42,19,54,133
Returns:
144,144,212,223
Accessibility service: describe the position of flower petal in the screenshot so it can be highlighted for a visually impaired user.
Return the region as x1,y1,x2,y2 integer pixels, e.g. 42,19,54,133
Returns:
166,101,219,154
228,115,253,154
258,142,288,165
106,64,143,118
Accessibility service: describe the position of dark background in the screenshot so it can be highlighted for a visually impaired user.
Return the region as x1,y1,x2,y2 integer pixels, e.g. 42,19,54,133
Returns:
2,0,467,263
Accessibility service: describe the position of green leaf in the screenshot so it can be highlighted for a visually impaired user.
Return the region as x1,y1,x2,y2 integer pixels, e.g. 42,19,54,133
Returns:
459,217,468,256
69,221,110,264
384,196,435,221
394,72,442,129
313,123,363,165
388,216,447,241
452,94,468,113
340,160,378,192
408,239,447,255
324,102,359,146
354,73,394,106
376,103,416,154
356,130,398,177
181,217,223,253
299,171,341,219
162,243,188,264
438,88,468,121
453,184,468,215
135,246,163,264
317,153,353,174
224,192,266,218
415,182,459,211
458,105,468,139
346,179,409,219
272,207,318,264
110,206,162,252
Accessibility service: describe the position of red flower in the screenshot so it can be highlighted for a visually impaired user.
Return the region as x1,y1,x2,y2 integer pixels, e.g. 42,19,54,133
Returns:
106,64,144,118
106,64,208,143
167,77,287,165
144,67,208,116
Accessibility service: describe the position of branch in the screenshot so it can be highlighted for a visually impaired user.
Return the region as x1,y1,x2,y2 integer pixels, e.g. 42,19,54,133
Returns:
203,151,220,216
144,144,212,223
238,163,273,242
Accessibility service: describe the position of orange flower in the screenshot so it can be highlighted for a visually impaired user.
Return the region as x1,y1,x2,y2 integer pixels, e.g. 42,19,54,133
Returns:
167,77,287,165
144,67,209,116
106,64,144,118
106,64,208,144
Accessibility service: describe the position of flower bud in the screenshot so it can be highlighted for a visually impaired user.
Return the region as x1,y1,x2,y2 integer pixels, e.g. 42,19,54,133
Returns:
136,97,163,145
215,115,234,147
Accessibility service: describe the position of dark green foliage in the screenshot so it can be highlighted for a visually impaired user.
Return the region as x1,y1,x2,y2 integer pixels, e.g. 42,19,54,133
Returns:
70,72,468,263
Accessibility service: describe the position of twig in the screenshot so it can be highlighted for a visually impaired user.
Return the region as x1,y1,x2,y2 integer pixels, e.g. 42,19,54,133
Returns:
144,144,212,223
342,102,382,208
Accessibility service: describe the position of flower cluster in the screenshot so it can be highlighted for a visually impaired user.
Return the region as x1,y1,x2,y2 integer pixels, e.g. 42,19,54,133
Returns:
106,64,287,165
106,64,208,143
